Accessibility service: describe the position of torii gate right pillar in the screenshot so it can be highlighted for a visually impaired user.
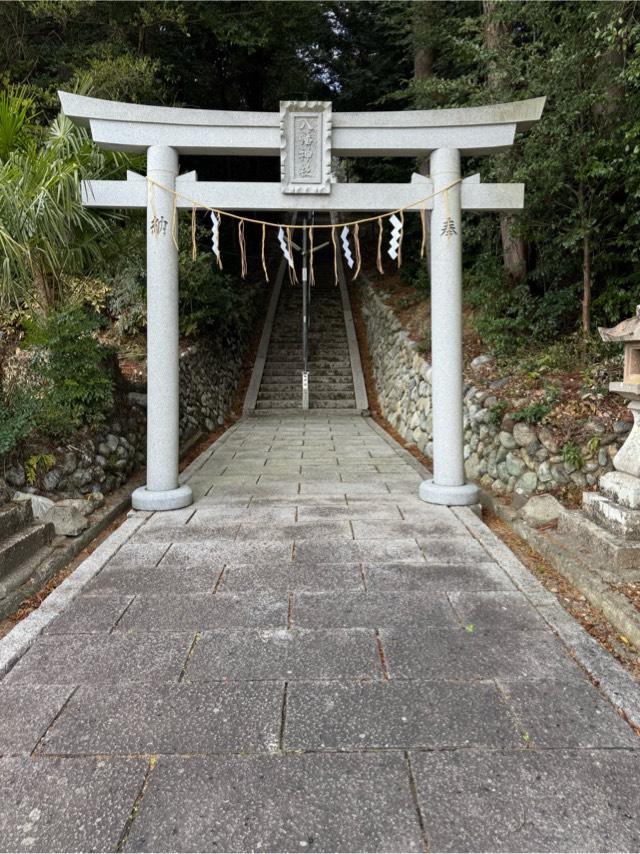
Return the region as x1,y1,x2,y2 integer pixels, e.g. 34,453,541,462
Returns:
420,148,479,506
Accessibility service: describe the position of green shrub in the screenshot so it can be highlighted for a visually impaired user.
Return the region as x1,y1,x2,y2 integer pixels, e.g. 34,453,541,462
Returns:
512,384,560,425
178,249,258,341
562,440,584,470
488,400,509,427
0,386,39,456
22,307,114,437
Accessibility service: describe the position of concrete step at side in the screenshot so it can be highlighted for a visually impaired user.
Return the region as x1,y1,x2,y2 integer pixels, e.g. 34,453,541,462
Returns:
0,522,55,580
0,502,33,540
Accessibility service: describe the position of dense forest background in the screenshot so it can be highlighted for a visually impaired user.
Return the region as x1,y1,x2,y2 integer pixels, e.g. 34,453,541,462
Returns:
0,0,639,456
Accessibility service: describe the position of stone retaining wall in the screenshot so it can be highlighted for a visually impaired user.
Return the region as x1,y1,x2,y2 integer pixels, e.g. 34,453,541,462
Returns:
1,336,244,504
360,280,629,498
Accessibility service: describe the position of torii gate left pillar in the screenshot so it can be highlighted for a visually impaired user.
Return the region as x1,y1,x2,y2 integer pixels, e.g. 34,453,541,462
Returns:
132,145,192,511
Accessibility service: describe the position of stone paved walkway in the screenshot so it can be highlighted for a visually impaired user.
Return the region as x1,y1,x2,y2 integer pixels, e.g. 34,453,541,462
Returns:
1,413,640,852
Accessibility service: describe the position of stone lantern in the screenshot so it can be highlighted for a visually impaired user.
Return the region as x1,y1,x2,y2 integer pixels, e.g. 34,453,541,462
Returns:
574,307,640,560
598,306,640,479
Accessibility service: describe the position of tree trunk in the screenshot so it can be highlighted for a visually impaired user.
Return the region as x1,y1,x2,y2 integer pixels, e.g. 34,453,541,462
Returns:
483,0,527,285
33,266,53,314
582,231,592,336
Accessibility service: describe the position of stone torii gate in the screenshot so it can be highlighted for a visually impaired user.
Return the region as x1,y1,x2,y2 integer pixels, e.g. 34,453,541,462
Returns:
59,91,544,512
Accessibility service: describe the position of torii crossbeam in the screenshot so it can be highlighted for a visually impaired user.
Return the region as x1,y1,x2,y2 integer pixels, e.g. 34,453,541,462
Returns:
60,91,544,511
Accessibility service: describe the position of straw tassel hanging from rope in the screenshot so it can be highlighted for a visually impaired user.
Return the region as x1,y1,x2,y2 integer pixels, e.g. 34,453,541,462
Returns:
352,222,362,280
331,226,339,286
261,223,269,283
238,219,248,279
309,225,316,287
376,217,384,275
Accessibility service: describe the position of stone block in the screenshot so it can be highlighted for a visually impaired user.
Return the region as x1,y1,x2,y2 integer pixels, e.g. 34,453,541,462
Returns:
123,754,423,853
43,503,89,536
363,562,512,593
558,509,640,572
600,470,640,509
520,493,563,527
0,684,73,754
410,749,640,852
39,682,283,756
500,678,638,748
44,594,134,634
381,626,578,682
583,491,640,540
284,680,520,750
448,590,547,632
12,491,54,520
293,591,457,629
0,757,147,852
5,632,193,685
186,628,381,681
119,593,288,632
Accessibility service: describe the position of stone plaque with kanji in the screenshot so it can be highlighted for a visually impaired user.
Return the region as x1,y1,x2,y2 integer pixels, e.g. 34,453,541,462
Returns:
280,101,332,194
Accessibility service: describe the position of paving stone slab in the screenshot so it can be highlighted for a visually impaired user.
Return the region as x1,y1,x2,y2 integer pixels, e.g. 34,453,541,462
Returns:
285,680,521,750
364,562,515,593
381,626,581,681
296,503,403,521
0,756,146,853
5,632,193,685
449,590,550,632
119,593,288,631
86,564,221,595
293,591,457,629
298,482,378,496
40,682,283,756
220,562,364,593
43,594,134,634
142,507,197,530
160,541,293,567
123,753,423,853
185,628,381,681
236,521,353,542
135,523,241,543
294,538,424,565
191,505,297,524
352,519,469,540
417,536,494,564
106,542,169,568
499,678,639,748
411,749,640,852
0,684,73,754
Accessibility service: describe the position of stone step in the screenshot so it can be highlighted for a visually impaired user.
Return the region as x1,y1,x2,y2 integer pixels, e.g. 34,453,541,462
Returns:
258,390,356,403
558,509,640,573
263,361,352,371
260,384,355,395
262,381,353,390
582,492,640,541
0,502,33,540
0,522,55,581
255,400,358,410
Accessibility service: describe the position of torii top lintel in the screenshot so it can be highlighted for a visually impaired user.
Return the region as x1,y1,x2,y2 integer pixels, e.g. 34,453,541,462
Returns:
58,91,545,159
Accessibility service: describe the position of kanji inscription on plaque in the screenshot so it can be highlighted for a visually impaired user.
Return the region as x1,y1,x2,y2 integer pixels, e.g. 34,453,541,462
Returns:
280,101,332,194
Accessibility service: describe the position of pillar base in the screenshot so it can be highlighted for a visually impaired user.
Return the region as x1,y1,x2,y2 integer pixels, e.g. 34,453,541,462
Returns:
132,484,193,512
419,479,479,507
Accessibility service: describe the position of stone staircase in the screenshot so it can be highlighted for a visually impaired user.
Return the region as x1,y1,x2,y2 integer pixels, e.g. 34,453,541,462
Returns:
0,501,55,614
255,274,358,411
